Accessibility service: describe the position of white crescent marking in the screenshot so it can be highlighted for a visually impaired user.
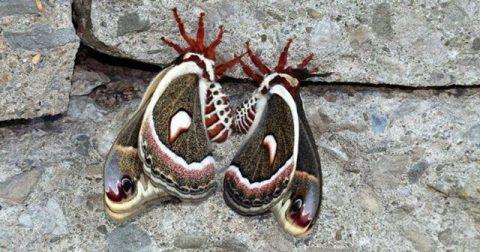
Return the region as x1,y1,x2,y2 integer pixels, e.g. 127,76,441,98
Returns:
262,135,277,165
169,110,192,144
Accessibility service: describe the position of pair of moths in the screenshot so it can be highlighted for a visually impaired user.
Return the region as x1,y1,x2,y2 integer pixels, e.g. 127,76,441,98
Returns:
103,8,323,238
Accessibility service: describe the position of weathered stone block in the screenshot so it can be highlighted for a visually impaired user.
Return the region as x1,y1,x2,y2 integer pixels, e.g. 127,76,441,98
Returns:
0,0,79,121
74,0,480,86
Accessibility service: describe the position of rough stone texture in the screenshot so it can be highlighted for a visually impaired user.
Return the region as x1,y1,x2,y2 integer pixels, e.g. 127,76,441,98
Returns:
0,0,38,18
0,57,479,250
71,66,110,96
0,168,43,203
0,0,79,121
107,224,153,251
74,0,480,86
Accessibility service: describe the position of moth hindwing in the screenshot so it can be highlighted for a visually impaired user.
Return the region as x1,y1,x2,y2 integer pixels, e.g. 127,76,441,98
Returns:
137,8,243,200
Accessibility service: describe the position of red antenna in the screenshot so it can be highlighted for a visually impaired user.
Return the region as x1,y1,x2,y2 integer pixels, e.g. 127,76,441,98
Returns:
161,8,244,78
239,39,317,84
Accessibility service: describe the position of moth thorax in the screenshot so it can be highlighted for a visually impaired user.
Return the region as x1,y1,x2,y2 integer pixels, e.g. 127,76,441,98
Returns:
183,52,215,81
262,73,299,95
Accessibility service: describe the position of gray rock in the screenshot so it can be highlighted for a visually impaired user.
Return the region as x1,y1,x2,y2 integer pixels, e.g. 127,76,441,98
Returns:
17,198,68,238
401,224,435,251
467,124,480,147
438,228,454,246
73,1,480,86
108,224,152,252
370,113,388,134
371,3,393,38
4,25,78,50
71,67,110,96
173,234,207,249
117,12,151,37
473,37,480,51
408,161,429,183
0,168,43,203
214,238,249,251
0,0,37,18
0,0,79,121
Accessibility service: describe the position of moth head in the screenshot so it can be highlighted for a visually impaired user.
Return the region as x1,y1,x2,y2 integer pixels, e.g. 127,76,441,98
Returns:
274,171,322,237
161,8,245,81
104,145,142,203
239,39,325,95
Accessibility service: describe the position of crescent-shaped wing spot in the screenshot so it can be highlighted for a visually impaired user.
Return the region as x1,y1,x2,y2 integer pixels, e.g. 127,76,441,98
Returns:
169,110,192,145
262,135,277,165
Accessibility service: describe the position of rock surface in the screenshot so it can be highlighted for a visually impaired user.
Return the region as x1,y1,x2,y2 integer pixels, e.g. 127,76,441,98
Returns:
0,168,43,203
0,0,79,121
74,0,480,86
0,56,479,250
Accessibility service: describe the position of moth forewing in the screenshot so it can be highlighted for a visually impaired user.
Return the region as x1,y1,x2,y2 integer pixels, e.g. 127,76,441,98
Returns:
271,92,322,237
138,60,205,164
138,60,217,200
103,80,173,221
224,85,299,215
268,84,300,189
138,65,174,109
198,77,211,136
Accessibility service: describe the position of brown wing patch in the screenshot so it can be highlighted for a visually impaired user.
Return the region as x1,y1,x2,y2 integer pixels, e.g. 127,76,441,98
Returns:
272,94,322,237
151,74,211,163
224,91,296,215
231,94,294,182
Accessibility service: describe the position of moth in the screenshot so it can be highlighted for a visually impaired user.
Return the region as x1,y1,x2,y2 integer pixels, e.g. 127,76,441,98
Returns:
224,40,323,237
104,8,243,221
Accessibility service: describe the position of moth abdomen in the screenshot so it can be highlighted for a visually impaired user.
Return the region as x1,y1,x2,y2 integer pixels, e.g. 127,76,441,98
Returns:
234,95,258,134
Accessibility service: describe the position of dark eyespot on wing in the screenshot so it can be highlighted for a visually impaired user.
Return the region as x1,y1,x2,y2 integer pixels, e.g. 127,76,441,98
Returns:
272,92,322,237
104,101,147,200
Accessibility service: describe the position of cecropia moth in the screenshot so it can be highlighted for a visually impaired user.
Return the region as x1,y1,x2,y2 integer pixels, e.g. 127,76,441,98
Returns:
104,8,243,221
225,40,323,237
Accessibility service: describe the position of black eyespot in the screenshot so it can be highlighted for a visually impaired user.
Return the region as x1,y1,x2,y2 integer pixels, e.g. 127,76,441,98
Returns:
273,188,282,197
252,199,262,207
210,84,215,89
225,118,229,123
216,100,222,105
213,91,219,95
291,197,303,214
145,154,153,165
219,110,225,116
121,176,134,195
160,173,167,180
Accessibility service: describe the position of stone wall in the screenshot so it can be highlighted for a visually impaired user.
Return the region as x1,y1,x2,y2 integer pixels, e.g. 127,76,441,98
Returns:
0,0,79,121
78,0,480,86
0,1,479,251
